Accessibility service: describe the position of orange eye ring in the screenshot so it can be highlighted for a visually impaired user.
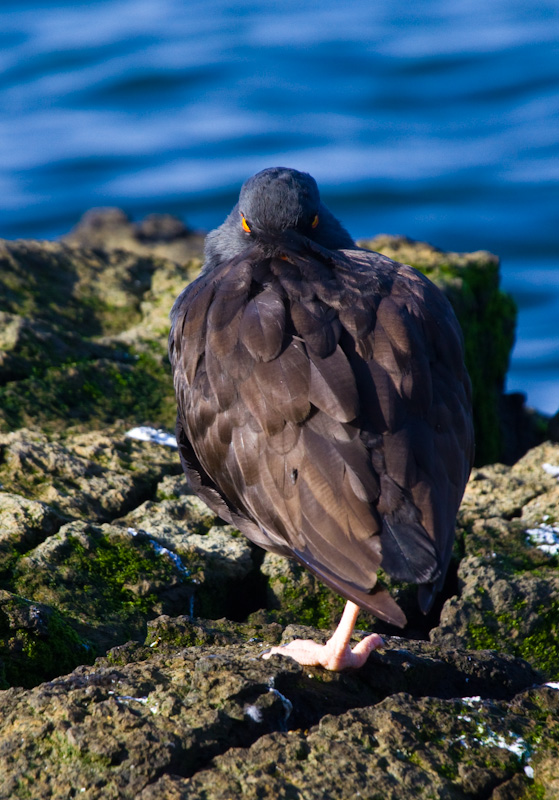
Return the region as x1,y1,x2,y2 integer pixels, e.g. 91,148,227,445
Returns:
241,214,251,233
311,214,319,229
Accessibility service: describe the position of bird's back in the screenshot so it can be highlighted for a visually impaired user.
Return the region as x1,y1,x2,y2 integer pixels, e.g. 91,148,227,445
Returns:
170,240,474,627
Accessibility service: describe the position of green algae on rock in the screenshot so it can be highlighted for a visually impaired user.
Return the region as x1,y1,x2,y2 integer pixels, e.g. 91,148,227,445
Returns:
433,559,559,680
117,507,257,621
260,551,348,630
0,590,92,690
142,614,284,652
0,427,266,683
13,521,195,655
0,491,65,576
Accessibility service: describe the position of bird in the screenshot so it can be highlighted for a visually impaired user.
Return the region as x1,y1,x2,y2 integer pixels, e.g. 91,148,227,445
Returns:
169,167,474,671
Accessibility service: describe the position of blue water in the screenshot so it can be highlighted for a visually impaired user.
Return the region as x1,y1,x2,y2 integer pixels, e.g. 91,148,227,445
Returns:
1,0,558,415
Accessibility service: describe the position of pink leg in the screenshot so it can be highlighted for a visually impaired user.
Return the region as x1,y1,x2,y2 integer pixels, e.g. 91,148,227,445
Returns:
261,600,383,671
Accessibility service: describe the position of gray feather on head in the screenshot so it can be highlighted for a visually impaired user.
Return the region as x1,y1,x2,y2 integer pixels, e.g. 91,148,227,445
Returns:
203,166,354,272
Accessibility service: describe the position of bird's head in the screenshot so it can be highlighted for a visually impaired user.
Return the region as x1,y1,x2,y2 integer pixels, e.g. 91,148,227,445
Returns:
238,167,321,240
203,167,355,271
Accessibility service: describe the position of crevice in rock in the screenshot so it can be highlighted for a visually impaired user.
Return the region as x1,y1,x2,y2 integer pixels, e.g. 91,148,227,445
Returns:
226,562,269,623
269,640,541,733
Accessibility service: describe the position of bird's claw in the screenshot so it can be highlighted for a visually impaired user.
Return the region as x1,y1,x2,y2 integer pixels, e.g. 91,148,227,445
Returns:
261,632,384,671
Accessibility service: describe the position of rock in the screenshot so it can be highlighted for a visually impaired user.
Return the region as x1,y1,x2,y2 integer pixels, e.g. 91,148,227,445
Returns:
0,425,266,680
0,428,180,522
261,551,347,628
158,687,557,800
0,627,554,800
431,441,559,679
0,239,156,337
299,627,540,696
120,491,220,537
0,238,194,433
63,207,205,264
432,558,559,677
1,226,533,462
117,498,257,619
0,491,64,575
260,552,435,639
459,463,551,523
0,311,111,383
0,637,301,800
143,614,284,651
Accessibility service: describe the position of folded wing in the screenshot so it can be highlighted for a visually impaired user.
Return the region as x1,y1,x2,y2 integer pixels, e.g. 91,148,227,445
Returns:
170,243,474,626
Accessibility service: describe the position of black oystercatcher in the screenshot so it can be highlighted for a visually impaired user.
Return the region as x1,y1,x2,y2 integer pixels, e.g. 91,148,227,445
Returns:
169,167,474,670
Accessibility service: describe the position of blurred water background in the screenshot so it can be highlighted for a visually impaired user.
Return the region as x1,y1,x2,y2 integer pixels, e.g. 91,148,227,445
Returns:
1,0,558,414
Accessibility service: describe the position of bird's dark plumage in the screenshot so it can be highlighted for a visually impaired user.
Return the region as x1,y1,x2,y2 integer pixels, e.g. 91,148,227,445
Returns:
170,167,474,629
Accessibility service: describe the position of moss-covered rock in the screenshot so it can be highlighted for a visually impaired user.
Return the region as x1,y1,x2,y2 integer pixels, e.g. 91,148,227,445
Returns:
359,234,517,465
0,591,91,689
117,500,257,620
13,521,195,655
260,552,439,639
0,424,269,686
1,211,557,797
143,614,284,651
0,351,177,434
261,551,348,629
0,239,156,336
0,237,197,434
0,312,113,384
433,558,559,679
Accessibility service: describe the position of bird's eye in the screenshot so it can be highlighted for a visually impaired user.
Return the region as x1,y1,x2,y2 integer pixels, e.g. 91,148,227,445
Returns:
311,214,319,229
241,214,251,233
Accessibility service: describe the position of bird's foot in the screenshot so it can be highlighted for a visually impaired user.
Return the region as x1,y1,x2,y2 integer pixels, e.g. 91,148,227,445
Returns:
262,631,383,671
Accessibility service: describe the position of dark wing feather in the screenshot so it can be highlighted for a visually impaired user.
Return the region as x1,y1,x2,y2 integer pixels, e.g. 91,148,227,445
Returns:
239,286,286,361
290,298,341,356
252,340,311,424
170,240,473,627
308,346,359,422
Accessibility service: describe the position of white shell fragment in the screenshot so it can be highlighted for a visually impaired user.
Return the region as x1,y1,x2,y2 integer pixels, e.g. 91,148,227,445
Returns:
525,524,559,556
125,426,177,448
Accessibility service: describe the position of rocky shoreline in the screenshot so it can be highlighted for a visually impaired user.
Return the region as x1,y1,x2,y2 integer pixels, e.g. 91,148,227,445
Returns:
0,212,558,798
